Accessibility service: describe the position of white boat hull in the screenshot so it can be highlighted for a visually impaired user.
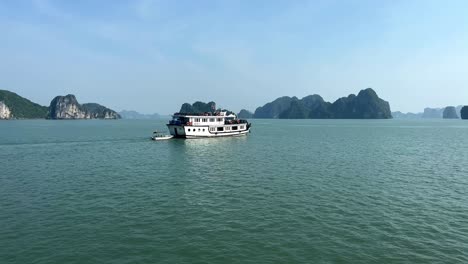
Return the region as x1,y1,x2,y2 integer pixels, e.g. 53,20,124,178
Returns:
151,135,173,141
167,124,250,138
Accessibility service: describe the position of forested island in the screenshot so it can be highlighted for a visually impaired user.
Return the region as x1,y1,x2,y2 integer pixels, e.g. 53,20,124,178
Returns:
0,90,120,119
251,88,392,119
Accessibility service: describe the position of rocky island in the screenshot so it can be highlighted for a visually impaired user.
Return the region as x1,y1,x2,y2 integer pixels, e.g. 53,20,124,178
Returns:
0,90,48,119
179,101,217,113
461,106,468,120
237,109,253,119
0,90,120,120
253,88,392,119
442,106,459,119
48,95,120,119
178,101,236,116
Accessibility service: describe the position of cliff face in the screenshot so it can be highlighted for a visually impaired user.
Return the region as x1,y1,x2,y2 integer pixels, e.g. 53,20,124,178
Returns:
48,95,120,119
254,88,392,119
461,106,468,120
443,106,459,119
48,95,85,119
0,101,12,119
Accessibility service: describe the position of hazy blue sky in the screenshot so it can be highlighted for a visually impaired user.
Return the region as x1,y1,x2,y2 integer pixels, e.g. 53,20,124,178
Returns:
1,0,468,114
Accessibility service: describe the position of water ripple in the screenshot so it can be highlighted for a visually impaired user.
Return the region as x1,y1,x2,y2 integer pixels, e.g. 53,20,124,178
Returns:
1,119,468,263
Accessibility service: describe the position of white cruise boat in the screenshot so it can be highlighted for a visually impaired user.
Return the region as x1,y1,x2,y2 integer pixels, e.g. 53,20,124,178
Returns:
167,111,251,138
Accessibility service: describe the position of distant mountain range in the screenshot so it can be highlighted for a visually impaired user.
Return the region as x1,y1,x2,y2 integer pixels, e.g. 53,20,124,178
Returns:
250,88,392,119
0,89,120,119
2,88,466,121
179,89,392,120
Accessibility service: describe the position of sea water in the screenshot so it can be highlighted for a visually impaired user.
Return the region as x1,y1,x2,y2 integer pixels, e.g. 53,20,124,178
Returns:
1,119,467,263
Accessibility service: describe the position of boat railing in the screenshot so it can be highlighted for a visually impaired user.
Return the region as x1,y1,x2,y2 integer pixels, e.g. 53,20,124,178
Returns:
174,112,219,116
169,118,248,126
224,119,248,125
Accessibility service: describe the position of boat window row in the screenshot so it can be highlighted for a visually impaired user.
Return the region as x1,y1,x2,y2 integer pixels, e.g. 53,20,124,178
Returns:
188,125,246,133
193,118,223,123
187,128,206,132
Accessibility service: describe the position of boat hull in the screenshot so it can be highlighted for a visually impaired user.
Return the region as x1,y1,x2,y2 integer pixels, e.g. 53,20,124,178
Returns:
167,124,250,138
151,135,173,141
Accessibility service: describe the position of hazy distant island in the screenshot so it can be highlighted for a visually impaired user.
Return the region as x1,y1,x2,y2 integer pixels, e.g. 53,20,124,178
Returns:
392,105,465,119
118,110,161,119
237,109,254,119
391,111,422,119
442,106,459,119
252,88,392,119
0,90,120,120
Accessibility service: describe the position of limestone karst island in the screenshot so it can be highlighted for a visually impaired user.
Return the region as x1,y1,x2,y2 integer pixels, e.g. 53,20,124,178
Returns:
0,90,120,120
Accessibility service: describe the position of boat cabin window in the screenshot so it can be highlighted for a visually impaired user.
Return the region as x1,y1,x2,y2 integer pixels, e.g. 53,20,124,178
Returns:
195,118,200,122
173,116,189,123
232,126,238,130
209,118,215,122
217,127,224,132
217,118,223,122
240,125,244,129
202,118,207,122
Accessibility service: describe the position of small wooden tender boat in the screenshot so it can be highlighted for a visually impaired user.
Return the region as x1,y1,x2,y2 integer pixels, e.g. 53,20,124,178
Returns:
151,131,173,141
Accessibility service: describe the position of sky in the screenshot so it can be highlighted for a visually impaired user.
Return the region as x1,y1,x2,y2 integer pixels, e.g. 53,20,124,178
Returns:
1,0,468,114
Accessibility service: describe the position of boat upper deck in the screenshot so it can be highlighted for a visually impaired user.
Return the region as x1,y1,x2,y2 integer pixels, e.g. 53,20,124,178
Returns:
169,111,248,126
172,111,232,117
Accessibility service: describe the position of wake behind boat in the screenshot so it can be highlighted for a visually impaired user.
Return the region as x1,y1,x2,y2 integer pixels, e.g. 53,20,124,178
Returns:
167,110,251,139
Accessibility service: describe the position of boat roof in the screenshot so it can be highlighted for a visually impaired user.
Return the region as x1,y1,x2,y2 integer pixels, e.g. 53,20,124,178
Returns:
173,111,235,117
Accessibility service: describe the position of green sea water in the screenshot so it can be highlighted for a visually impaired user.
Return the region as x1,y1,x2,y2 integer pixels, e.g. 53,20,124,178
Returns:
1,119,468,264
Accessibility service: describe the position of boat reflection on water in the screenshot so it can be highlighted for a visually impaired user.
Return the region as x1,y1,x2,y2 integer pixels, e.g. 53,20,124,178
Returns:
182,133,248,146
